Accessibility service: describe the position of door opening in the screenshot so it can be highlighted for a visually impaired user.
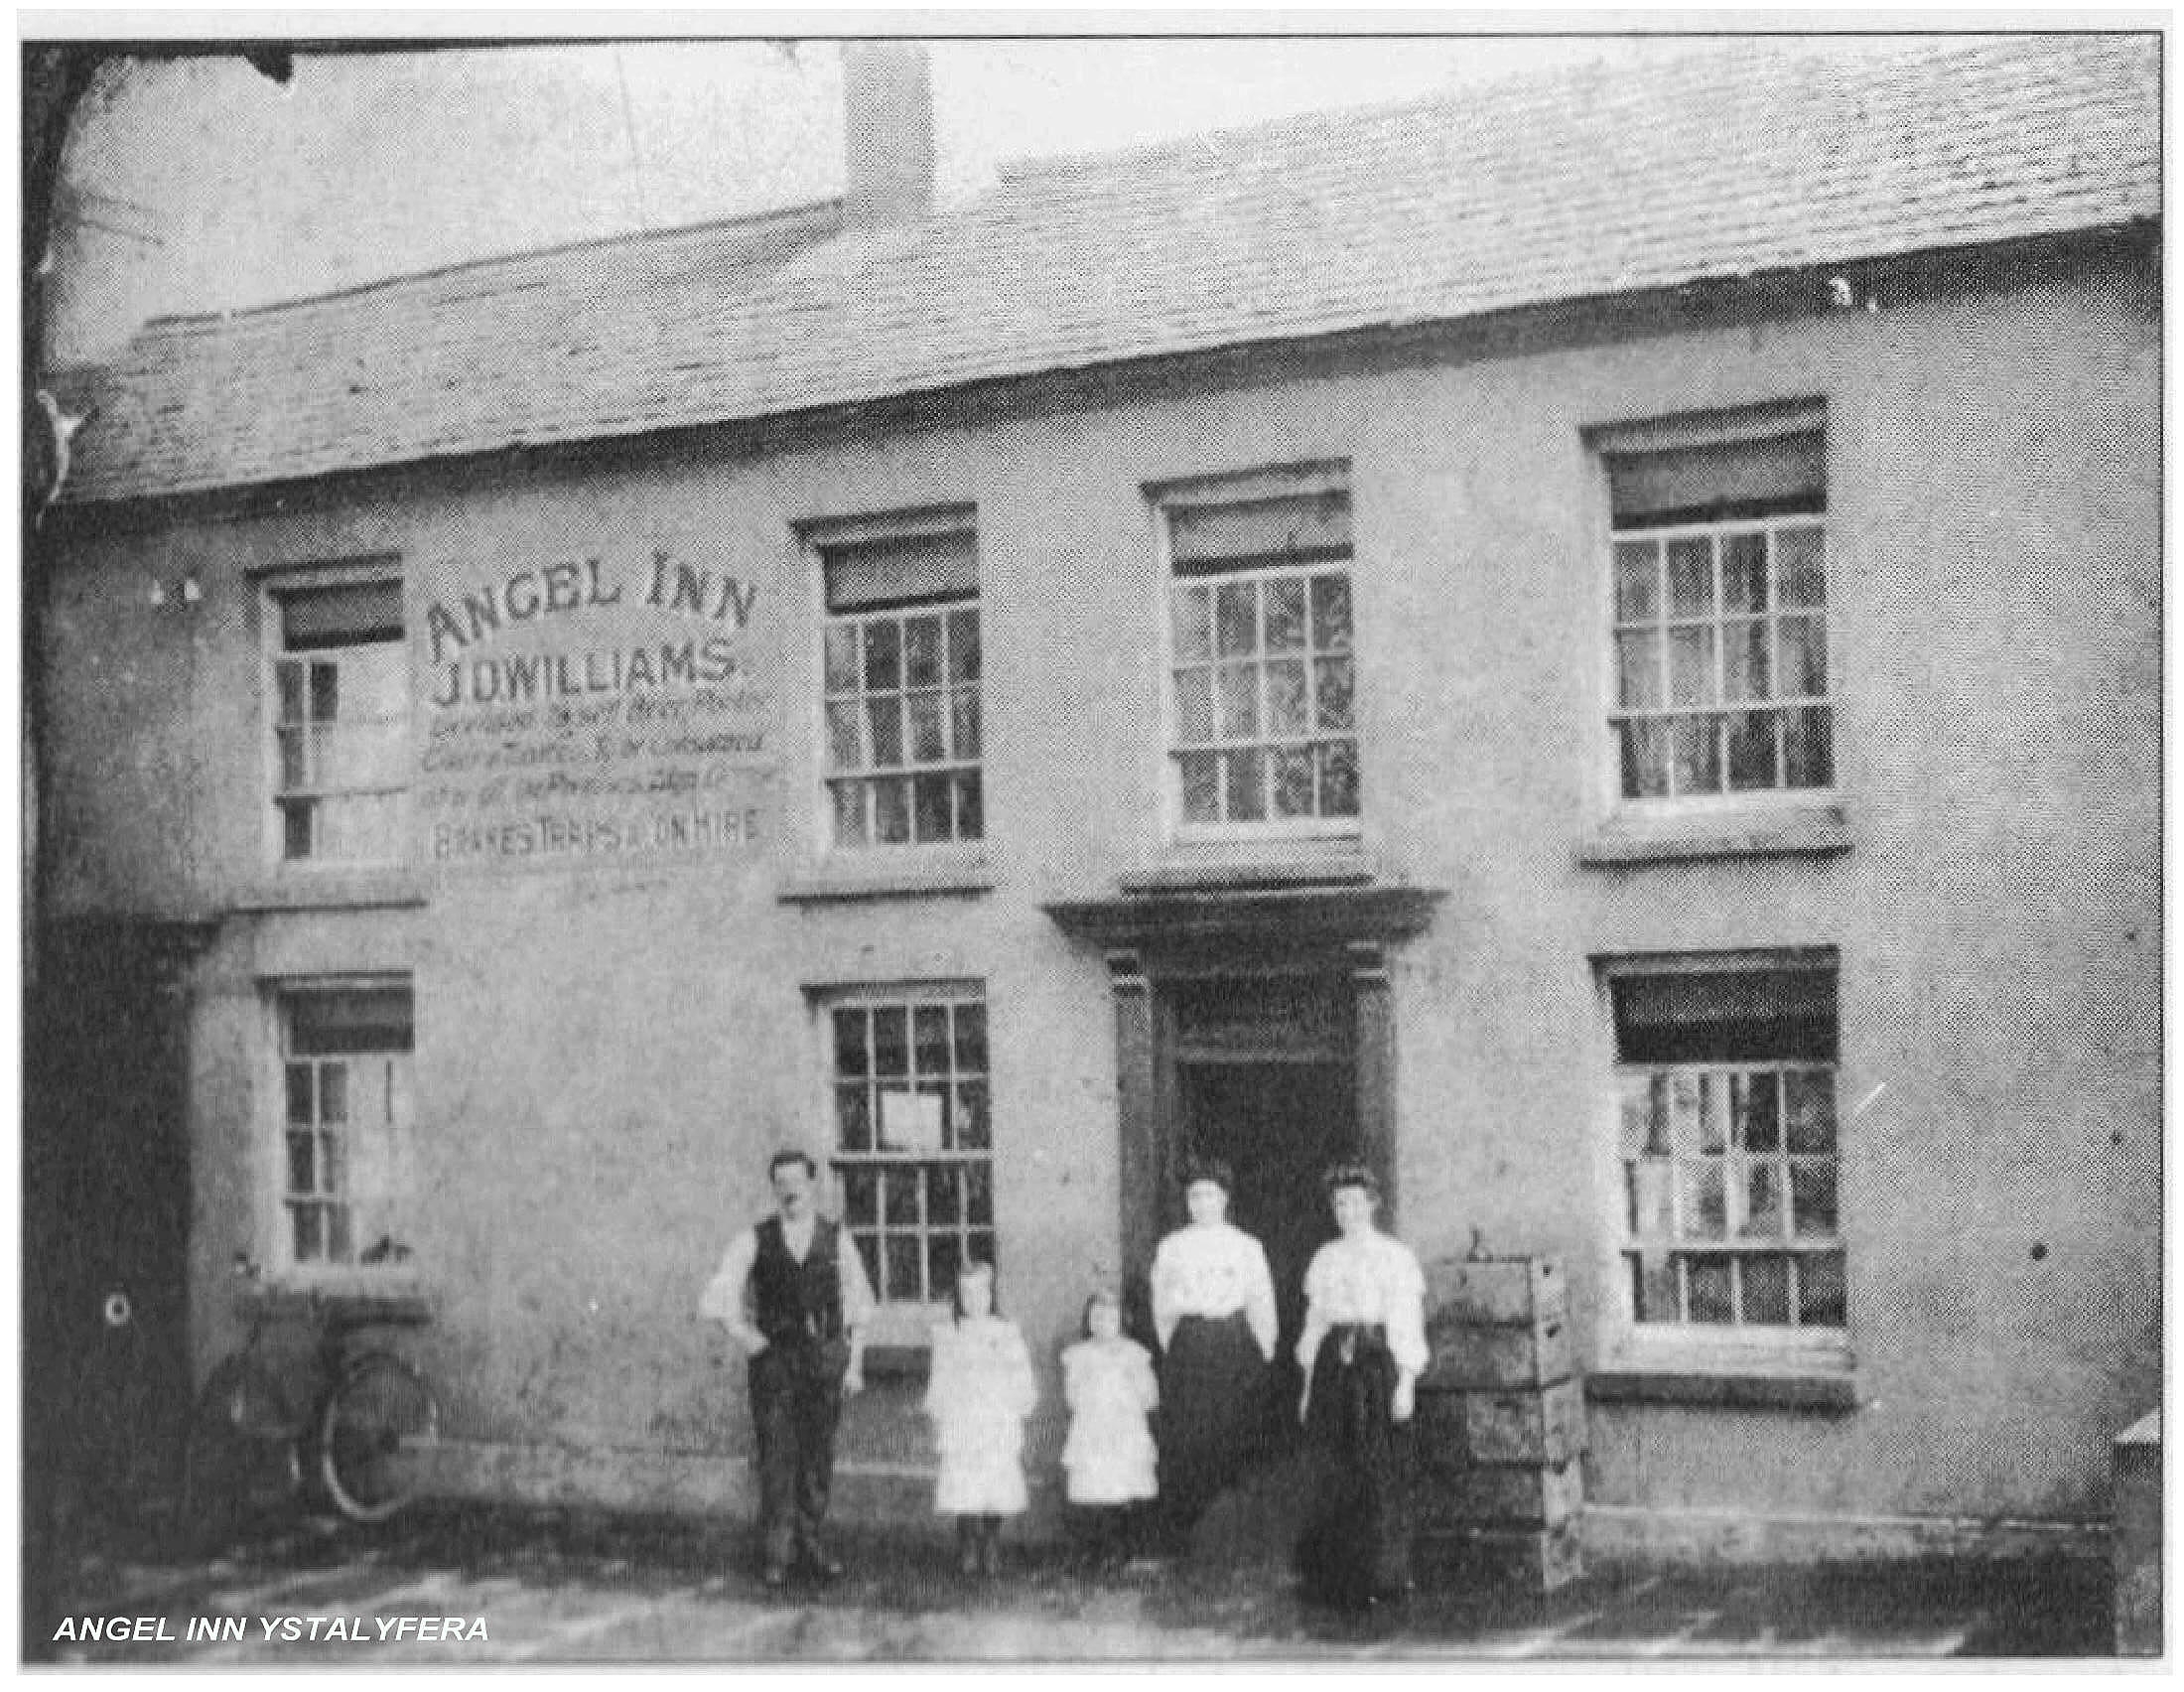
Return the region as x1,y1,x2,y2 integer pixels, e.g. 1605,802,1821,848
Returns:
1161,973,1358,1452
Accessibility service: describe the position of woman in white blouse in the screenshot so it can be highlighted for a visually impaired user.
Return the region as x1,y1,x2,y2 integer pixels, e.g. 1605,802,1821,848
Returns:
1148,1158,1279,1538
1294,1161,1428,1609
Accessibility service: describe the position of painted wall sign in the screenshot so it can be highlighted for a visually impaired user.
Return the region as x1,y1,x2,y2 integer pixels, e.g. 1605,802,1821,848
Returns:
416,546,779,869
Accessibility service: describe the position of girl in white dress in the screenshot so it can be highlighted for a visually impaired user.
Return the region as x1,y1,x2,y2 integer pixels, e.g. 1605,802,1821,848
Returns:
923,1261,1037,1576
1060,1289,1160,1563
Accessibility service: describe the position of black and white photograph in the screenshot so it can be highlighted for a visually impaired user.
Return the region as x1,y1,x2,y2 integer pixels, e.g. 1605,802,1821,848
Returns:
20,16,2163,1666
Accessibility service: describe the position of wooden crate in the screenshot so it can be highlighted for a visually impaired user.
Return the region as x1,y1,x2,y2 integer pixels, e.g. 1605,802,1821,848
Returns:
1423,1309,1573,1390
1414,1387,1471,1480
1464,1378,1586,1466
1456,1459,1584,1527
1419,1523,1584,1594
1417,1458,1583,1532
1426,1254,1568,1328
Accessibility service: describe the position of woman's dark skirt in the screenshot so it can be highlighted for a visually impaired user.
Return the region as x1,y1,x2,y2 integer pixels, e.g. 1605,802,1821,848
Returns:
1295,1326,1415,1609
1159,1313,1268,1532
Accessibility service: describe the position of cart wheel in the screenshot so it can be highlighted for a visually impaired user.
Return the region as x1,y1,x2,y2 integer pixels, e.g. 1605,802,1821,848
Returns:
180,1356,300,1553
318,1352,440,1523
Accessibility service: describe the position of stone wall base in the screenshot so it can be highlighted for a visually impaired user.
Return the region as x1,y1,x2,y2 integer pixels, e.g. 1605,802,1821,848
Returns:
2112,1409,2161,1654
423,1441,2109,1567
1581,1503,2109,1567
426,1440,1060,1539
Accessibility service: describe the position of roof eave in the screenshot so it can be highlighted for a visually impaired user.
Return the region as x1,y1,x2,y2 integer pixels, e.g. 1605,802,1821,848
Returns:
48,216,2159,530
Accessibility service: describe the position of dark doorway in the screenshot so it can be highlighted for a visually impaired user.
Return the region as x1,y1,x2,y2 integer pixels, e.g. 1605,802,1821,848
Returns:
1177,1060,1354,1418
24,919,197,1644
1163,973,1358,1450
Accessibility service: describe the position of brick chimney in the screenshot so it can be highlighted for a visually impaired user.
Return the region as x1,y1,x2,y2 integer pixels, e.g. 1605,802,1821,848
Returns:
842,41,934,227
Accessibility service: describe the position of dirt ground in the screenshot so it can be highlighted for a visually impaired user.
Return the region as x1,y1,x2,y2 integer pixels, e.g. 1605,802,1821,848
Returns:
32,1492,2116,1665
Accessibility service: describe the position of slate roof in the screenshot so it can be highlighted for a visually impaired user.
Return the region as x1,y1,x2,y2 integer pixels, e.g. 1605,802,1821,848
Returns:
57,34,2159,506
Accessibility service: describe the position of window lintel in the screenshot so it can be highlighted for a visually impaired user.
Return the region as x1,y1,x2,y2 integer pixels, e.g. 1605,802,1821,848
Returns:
1146,459,1350,510
803,977,986,1006
1583,398,1827,459
246,551,404,586
259,969,416,994
1591,946,1838,982
796,503,976,552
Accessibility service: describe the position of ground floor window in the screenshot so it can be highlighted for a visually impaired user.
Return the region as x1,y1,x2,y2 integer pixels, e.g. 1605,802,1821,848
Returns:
1608,957,1843,1332
277,980,416,1268
823,985,992,1305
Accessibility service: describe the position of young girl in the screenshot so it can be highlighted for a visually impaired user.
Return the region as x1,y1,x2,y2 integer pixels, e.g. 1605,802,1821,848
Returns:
923,1261,1037,1576
1059,1288,1160,1564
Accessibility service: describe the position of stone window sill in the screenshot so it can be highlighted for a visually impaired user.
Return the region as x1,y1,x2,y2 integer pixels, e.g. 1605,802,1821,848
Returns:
1578,803,1850,866
1588,1363,1858,1413
234,871,428,913
776,858,996,904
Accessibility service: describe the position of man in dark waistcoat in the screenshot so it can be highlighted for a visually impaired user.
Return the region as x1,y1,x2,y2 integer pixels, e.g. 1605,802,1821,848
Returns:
701,1149,873,1587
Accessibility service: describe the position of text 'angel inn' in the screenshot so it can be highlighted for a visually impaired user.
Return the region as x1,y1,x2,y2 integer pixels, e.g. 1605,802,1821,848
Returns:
32,38,2159,1563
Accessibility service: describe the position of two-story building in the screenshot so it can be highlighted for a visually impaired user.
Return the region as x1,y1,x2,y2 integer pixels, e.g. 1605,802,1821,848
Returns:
32,35,2160,1562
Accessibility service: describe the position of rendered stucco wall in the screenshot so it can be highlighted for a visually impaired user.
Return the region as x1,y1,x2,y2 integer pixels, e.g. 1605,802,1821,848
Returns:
40,255,2158,1537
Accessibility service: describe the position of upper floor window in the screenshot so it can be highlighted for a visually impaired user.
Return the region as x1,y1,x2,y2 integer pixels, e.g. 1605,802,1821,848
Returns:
1608,956,1844,1336
1603,413,1832,803
278,981,416,1270
268,571,408,865
1159,465,1359,833
815,511,982,849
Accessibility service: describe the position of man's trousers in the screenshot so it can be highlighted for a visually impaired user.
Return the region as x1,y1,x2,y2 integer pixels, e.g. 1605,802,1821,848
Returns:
749,1340,846,1568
